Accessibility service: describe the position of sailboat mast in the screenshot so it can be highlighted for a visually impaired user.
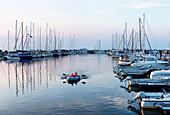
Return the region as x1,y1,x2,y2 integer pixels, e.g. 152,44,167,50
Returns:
49,29,52,51
139,18,142,51
125,23,127,50
51,29,53,50
115,33,118,50
69,34,71,50
54,28,56,50
49,29,50,51
33,23,35,51
14,20,17,51
26,26,28,50
40,27,41,50
132,29,134,53
112,34,114,50
123,33,125,51
99,39,101,50
135,31,138,50
46,23,48,51
58,32,60,49
22,22,23,51
73,34,75,50
30,22,32,51
62,32,64,49
8,30,10,52
143,14,146,52
60,34,62,49
36,27,38,50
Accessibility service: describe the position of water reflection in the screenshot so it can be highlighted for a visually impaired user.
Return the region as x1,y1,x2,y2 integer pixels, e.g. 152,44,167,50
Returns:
67,80,79,86
112,57,119,67
33,61,35,90
15,63,18,97
120,84,170,93
22,62,24,94
8,63,10,88
46,59,48,88
3,58,59,97
0,55,136,114
127,105,163,115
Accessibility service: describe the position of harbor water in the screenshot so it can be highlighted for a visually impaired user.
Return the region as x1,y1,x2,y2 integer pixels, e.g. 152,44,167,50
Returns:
0,54,163,114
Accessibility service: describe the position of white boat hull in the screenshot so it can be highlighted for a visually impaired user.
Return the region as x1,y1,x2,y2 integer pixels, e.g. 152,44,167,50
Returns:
141,98,170,108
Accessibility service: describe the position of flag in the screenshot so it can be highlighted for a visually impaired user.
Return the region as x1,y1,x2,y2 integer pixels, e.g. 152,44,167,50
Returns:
30,35,33,38
27,34,33,38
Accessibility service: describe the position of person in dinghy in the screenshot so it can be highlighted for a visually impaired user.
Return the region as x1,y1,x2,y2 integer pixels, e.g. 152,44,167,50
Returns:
71,73,74,77
74,72,78,77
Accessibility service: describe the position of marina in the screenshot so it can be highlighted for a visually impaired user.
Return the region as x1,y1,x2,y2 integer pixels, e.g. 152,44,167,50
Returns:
0,51,169,114
0,0,170,114
0,17,169,114
0,15,169,114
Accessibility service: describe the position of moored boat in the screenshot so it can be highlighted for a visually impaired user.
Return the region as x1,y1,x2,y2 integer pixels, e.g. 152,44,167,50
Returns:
128,89,170,109
4,54,20,60
18,53,32,60
155,102,170,114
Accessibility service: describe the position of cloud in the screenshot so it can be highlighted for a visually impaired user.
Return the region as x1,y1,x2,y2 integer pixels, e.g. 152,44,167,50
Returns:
99,0,170,9
133,2,170,9
95,0,115,1
89,8,115,15
133,2,152,9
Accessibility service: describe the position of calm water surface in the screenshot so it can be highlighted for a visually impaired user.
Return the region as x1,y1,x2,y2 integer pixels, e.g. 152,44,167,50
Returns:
0,54,163,115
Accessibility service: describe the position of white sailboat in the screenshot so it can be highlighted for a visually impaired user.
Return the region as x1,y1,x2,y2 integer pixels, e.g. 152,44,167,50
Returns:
4,30,20,60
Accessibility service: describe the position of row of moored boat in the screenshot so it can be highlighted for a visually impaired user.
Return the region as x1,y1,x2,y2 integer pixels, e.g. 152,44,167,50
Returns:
113,53,170,114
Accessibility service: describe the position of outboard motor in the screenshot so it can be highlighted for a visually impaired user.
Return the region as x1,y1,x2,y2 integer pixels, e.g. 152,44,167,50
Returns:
128,92,144,104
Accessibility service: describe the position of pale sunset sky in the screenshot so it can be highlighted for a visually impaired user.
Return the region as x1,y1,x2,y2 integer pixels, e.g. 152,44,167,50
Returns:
0,0,170,50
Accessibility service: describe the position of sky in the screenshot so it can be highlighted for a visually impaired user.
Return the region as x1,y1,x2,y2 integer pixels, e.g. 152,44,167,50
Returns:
0,0,170,50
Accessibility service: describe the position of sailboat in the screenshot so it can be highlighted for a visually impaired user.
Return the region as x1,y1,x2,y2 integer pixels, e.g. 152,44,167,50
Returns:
18,22,32,60
94,39,105,54
4,30,20,61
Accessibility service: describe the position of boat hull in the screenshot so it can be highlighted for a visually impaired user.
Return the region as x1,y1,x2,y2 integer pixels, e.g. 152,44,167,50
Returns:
19,56,32,60
141,98,170,108
67,76,81,83
18,54,32,60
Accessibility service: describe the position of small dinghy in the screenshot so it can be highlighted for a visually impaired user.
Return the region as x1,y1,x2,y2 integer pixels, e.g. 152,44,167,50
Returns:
67,76,81,82
62,73,87,85
67,76,81,85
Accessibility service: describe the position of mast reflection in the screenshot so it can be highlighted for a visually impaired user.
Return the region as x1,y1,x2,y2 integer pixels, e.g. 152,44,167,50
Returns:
33,61,35,90
45,59,48,88
22,62,24,94
8,63,10,88
4,57,67,96
15,63,18,97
